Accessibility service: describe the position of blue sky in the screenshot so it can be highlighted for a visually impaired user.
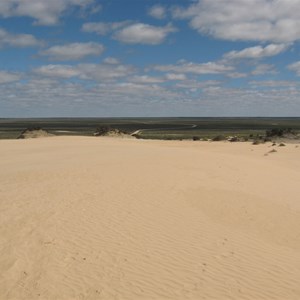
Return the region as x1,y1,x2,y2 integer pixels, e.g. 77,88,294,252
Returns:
1,0,300,117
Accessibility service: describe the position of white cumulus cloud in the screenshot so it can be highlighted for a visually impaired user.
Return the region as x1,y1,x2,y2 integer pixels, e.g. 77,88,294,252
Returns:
152,61,234,75
129,75,166,84
39,42,104,61
224,44,289,60
0,71,21,84
3,78,300,117
288,61,300,76
0,0,96,25
249,80,299,88
114,23,176,45
172,0,300,43
165,73,187,80
33,65,80,78
78,63,136,81
148,5,166,19
81,21,130,35
103,57,120,65
0,28,41,47
251,64,276,76
33,62,136,81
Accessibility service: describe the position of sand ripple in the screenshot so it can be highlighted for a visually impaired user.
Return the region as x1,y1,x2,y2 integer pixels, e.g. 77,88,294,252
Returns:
0,137,300,299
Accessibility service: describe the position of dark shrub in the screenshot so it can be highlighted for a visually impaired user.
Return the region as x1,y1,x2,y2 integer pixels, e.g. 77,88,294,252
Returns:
264,137,272,142
228,136,239,142
212,135,226,141
266,128,294,137
252,140,262,145
95,126,111,136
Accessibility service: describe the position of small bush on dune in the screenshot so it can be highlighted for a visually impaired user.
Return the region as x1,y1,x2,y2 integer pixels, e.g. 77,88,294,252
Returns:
94,126,111,136
264,137,272,142
252,140,262,145
212,135,226,141
228,136,240,142
266,128,295,137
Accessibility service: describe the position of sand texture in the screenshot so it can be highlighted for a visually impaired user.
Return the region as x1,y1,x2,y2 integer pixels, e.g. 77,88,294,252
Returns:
0,137,300,300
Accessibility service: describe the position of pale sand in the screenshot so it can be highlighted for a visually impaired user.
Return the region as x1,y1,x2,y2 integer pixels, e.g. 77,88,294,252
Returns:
0,137,300,300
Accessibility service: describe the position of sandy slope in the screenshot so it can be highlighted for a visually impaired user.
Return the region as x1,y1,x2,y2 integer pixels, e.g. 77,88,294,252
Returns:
0,136,300,300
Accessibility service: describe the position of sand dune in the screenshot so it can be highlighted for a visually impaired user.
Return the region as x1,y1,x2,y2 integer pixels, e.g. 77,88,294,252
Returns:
0,137,300,299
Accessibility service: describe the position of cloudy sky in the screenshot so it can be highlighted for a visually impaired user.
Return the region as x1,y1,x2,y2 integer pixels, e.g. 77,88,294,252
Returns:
1,0,300,117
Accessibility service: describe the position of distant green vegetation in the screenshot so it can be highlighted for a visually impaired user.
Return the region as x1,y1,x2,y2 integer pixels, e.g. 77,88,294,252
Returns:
266,128,295,137
0,117,300,140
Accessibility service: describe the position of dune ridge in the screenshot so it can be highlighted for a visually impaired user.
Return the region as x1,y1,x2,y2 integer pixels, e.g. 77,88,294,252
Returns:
0,137,300,299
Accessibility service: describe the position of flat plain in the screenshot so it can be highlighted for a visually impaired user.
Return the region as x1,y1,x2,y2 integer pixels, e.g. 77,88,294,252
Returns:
1,117,300,139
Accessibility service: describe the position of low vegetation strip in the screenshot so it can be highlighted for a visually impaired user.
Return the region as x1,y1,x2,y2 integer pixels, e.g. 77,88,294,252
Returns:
0,118,300,141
